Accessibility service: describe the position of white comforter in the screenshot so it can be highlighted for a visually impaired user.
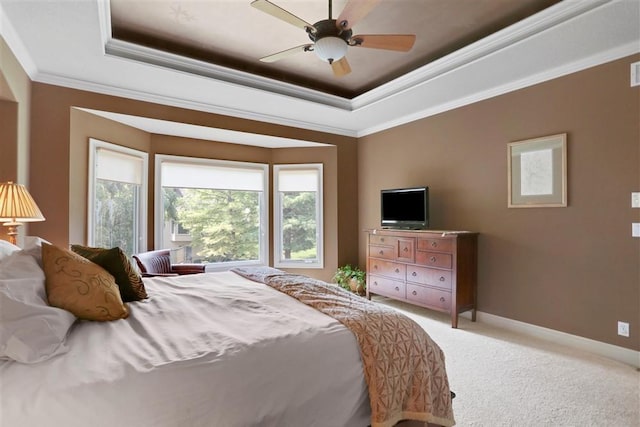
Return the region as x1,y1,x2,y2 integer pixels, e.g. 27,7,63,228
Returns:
0,271,371,427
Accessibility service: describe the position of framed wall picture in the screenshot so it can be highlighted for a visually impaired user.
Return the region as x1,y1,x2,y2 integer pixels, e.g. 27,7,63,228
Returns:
508,133,567,208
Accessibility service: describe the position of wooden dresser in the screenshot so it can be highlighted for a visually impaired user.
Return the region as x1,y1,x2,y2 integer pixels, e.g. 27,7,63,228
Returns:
365,229,478,328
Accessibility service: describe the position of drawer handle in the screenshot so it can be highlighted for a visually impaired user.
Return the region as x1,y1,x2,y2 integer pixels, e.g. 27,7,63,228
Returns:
412,272,417,277
395,286,400,291
373,281,378,286
440,297,446,302
380,238,385,242
439,276,445,282
403,247,408,252
374,265,378,269
431,241,437,247
412,290,417,296
379,250,384,255
430,256,437,262
395,268,400,273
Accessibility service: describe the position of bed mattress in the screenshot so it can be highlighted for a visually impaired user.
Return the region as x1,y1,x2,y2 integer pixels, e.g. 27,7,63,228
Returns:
0,271,371,427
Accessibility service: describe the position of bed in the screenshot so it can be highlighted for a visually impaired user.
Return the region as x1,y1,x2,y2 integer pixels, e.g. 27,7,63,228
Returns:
0,240,455,427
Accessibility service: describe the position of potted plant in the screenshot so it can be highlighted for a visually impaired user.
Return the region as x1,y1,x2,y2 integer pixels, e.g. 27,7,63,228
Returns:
333,264,366,296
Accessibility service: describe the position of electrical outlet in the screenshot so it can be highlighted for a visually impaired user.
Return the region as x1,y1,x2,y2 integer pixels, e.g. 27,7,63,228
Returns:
633,223,640,238
632,192,640,208
618,321,630,337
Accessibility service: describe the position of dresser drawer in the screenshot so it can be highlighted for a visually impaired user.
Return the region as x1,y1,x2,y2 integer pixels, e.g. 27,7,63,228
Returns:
369,234,396,246
396,238,415,263
406,265,452,290
368,258,406,280
406,284,451,311
369,275,406,299
369,244,395,260
416,251,453,269
417,238,453,253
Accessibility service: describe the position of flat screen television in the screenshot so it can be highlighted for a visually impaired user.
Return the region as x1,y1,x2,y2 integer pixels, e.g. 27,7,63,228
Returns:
381,187,429,229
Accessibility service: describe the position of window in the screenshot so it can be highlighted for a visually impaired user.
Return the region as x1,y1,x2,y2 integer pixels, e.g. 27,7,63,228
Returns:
88,139,148,256
274,164,323,268
156,155,268,268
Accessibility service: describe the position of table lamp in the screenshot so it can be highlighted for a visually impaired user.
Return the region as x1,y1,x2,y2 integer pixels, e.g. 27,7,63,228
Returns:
0,181,45,245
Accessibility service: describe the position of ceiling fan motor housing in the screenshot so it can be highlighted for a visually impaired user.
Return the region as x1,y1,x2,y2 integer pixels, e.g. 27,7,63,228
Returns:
308,19,352,63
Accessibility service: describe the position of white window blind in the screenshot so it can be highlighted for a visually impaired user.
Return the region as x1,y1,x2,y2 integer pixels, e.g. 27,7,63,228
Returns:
277,169,319,192
96,148,144,184
161,161,264,191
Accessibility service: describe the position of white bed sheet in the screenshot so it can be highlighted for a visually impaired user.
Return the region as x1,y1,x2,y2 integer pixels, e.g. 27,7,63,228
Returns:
0,271,371,427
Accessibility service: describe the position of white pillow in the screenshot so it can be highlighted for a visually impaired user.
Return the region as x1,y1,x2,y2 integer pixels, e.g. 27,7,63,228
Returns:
0,249,45,279
0,252,76,364
0,240,20,261
22,236,50,268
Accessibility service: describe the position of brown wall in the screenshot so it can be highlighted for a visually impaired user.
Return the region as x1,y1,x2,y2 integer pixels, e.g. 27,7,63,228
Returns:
25,82,358,282
0,36,31,242
358,54,640,350
0,100,18,181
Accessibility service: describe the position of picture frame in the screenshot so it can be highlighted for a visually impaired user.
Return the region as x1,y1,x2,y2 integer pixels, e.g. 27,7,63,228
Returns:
508,133,567,208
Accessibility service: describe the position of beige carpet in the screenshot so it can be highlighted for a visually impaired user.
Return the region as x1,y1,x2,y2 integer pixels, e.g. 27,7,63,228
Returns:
374,297,640,427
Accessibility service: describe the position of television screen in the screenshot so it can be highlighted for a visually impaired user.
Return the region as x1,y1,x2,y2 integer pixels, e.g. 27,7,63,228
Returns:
381,187,429,229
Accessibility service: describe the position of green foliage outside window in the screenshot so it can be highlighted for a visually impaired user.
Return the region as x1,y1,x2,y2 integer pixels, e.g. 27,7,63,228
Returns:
281,191,317,260
163,187,318,264
165,188,260,263
94,180,137,255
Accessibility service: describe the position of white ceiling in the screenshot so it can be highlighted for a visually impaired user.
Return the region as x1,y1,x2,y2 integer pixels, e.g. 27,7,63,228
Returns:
1,0,639,141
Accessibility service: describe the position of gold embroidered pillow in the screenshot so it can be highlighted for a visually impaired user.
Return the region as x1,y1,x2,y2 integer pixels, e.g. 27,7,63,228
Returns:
70,245,147,302
42,243,129,321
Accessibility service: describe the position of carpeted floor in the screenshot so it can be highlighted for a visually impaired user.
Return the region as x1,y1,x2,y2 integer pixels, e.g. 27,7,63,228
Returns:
374,297,640,427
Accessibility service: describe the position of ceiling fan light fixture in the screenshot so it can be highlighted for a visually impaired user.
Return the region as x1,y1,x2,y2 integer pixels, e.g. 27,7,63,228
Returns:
314,36,348,63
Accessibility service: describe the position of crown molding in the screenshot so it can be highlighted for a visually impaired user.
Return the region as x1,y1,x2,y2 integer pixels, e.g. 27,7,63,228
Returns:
97,0,111,53
104,39,354,111
32,71,359,137
358,40,640,137
350,0,609,111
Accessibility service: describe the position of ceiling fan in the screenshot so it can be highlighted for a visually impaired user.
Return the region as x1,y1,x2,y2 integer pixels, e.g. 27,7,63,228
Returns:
251,0,416,77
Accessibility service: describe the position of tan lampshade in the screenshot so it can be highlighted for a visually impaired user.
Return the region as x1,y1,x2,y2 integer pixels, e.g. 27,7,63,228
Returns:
0,181,45,244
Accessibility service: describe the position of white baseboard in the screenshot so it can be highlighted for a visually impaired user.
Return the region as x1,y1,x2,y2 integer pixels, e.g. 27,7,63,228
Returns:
461,311,640,369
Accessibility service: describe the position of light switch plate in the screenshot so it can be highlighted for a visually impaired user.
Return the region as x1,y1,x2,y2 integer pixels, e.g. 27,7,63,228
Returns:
633,223,640,238
632,62,640,87
632,192,640,208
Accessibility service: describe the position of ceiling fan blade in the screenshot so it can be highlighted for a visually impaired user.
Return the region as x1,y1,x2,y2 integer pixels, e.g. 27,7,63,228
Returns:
336,0,381,30
331,57,352,77
259,44,313,63
351,34,416,51
251,0,315,32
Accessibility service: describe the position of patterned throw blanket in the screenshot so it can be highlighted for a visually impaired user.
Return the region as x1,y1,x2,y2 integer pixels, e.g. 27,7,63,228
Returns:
232,267,455,427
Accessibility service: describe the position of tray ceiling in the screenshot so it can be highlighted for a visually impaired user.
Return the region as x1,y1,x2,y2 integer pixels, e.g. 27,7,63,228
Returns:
1,0,638,138
109,0,561,98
